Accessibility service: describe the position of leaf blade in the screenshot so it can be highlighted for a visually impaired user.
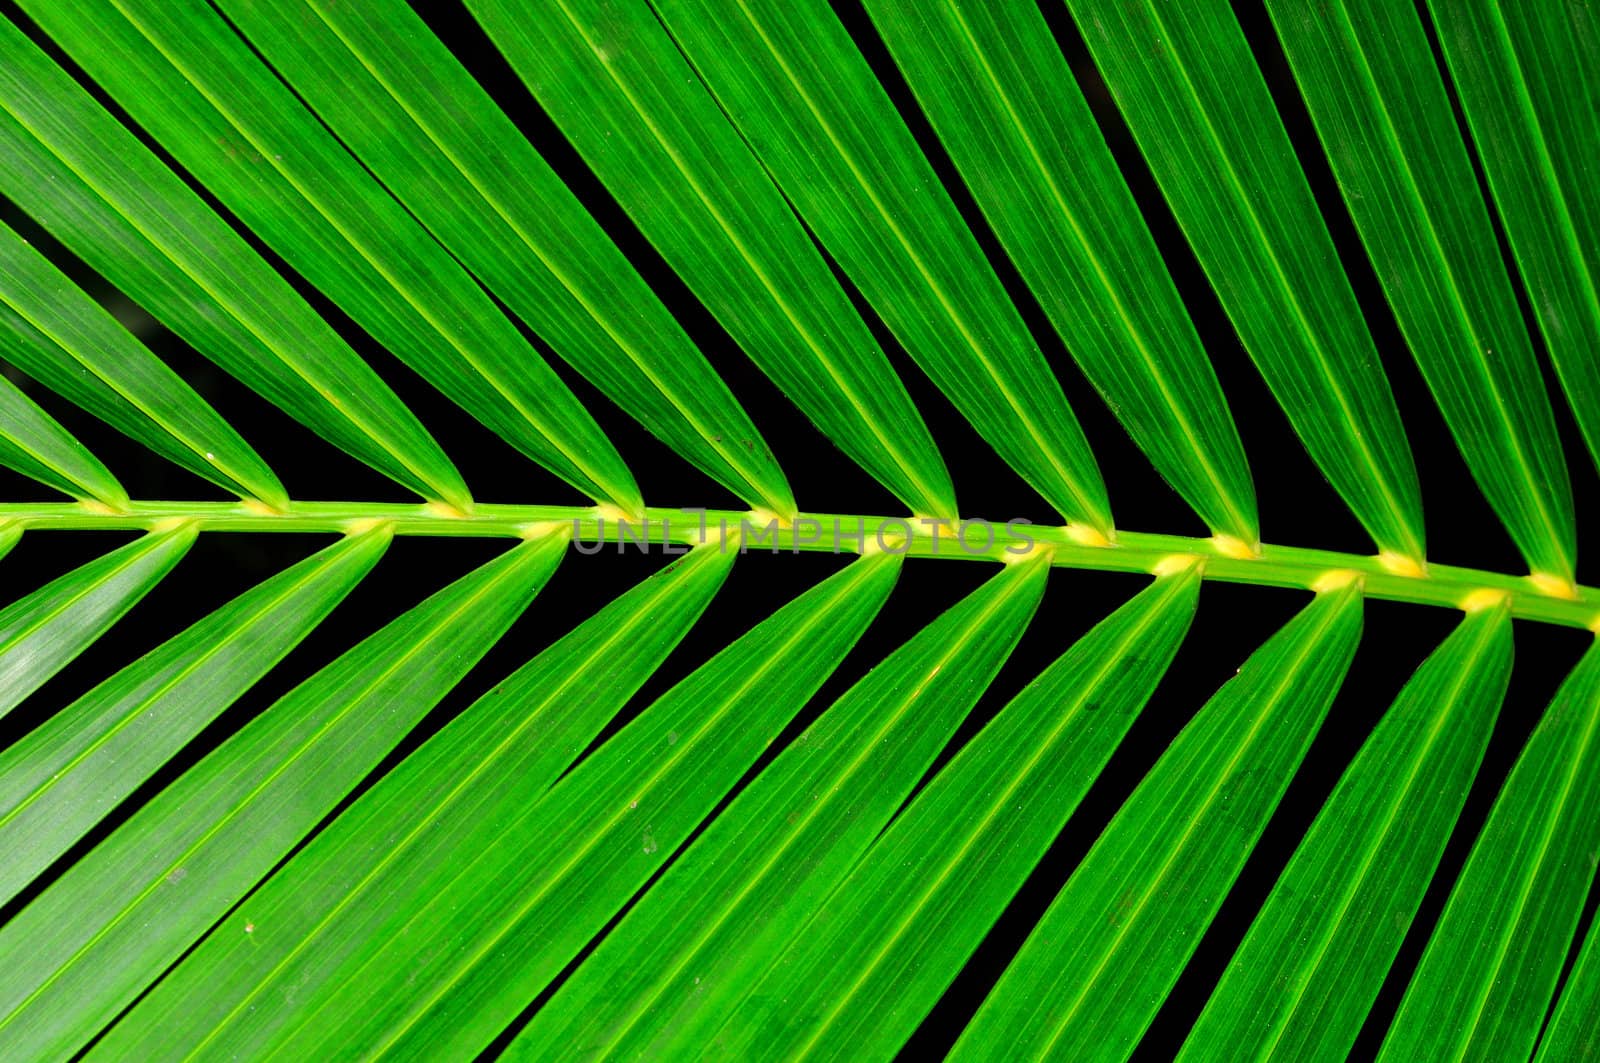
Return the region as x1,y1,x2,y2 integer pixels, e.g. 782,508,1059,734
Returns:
1067,0,1423,561
0,15,469,509
216,550,902,1060
216,0,792,516
95,540,738,1061
861,0,1256,543
1537,898,1600,1060
0,526,390,908
22,0,641,510
1426,1,1600,484
0,532,565,1062
0,220,286,508
642,563,1202,1061
1181,601,1514,1060
468,0,956,519
0,526,193,721
1266,0,1576,583
652,0,1110,532
514,553,1052,1060
0,370,124,508
1379,642,1600,1060
954,580,1365,1060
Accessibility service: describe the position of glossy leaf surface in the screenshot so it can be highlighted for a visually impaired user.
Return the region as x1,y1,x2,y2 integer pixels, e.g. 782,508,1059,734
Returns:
0,533,564,1061
955,581,1365,1059
1268,0,1576,583
862,0,1255,543
1067,0,1423,560
1380,642,1600,1061
469,0,957,520
697,564,1202,1061
0,527,192,721
0,371,123,508
655,0,1111,532
0,16,469,509
513,553,1051,1059
1182,601,1513,1060
97,541,736,1059
0,527,390,907
214,0,791,517
0,219,285,508
19,0,640,511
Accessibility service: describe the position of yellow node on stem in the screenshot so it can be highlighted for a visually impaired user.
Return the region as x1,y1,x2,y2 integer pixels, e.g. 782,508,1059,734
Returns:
1004,541,1054,566
747,507,793,530
1460,588,1511,613
342,517,391,537
1152,554,1203,578
424,500,473,520
861,527,907,557
1210,533,1259,560
1377,550,1427,579
1527,572,1580,601
146,516,192,534
1065,523,1112,548
78,498,124,516
239,497,285,517
1312,569,1363,594
520,520,571,542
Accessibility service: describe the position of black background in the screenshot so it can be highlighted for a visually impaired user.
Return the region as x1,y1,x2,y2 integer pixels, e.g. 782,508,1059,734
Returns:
0,0,1595,1058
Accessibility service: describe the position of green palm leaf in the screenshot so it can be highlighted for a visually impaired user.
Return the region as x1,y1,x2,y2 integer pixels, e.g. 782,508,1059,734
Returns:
1379,642,1600,1060
0,1,1596,1059
0,220,285,508
0,370,125,508
1182,597,1513,1060
1268,0,1575,586
0,533,563,1061
0,16,469,510
512,552,1048,1059
0,526,193,720
1066,0,1425,564
955,580,1364,1058
0,526,389,907
656,561,1202,1060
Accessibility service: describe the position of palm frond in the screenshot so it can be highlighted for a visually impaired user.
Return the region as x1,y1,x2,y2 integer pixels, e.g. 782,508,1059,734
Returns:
0,0,1596,1059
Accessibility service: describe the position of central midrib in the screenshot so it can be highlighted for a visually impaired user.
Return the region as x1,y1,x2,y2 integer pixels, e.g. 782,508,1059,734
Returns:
1,500,1596,631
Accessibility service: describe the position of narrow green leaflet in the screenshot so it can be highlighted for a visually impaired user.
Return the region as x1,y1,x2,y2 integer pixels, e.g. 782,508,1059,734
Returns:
861,0,1255,544
0,525,193,721
513,554,1050,1060
634,563,1201,1062
22,0,640,512
469,0,956,521
0,532,564,1063
0,526,391,908
1267,0,1575,585
1379,641,1600,1061
1182,600,1513,1061
652,0,1109,533
0,17,467,510
215,0,792,517
1067,0,1423,562
955,579,1366,1060
1538,907,1600,1060
1427,1,1600,479
0,370,123,508
165,550,902,1060
0,526,17,562
97,541,736,1060
0,221,285,509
